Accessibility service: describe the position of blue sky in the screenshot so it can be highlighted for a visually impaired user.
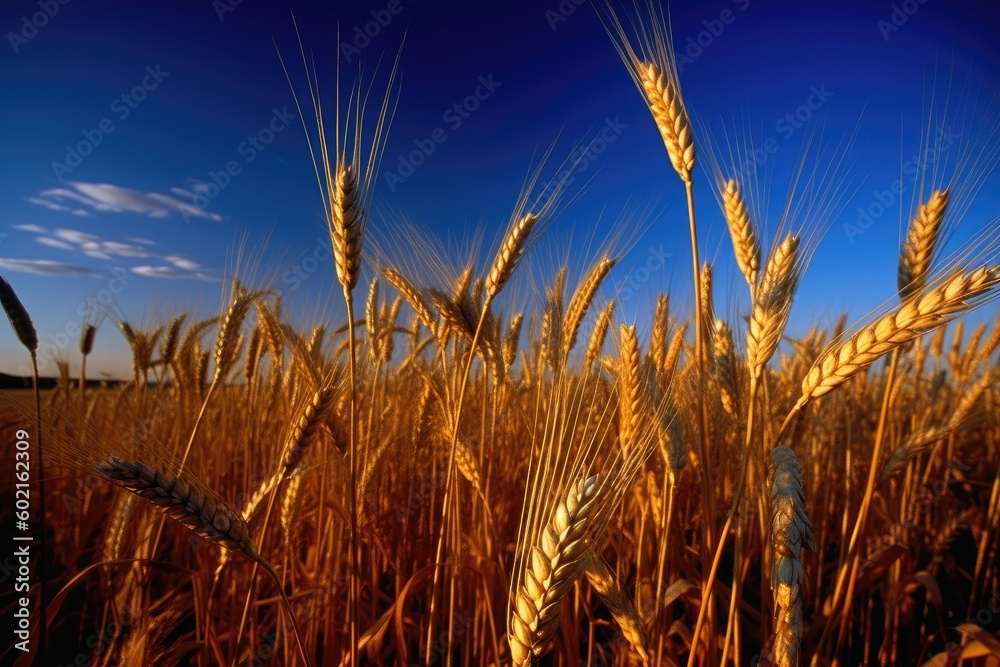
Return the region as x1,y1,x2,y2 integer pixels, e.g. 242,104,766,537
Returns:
1,0,999,379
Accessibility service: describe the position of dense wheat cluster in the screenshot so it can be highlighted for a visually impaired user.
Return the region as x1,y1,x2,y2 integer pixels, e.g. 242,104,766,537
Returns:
3,5,1000,667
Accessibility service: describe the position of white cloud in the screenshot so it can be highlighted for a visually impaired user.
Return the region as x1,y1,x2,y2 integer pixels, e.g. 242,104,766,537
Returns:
35,237,76,251
9,224,215,281
164,255,203,271
30,181,223,222
0,258,101,277
130,265,218,281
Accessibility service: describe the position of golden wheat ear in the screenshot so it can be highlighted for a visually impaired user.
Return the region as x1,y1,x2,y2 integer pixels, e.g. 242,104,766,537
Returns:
797,264,1000,407
509,473,604,666
898,189,950,300
95,457,261,558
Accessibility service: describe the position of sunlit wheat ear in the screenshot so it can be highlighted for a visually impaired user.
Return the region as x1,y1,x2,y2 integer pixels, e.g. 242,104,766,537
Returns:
658,322,687,391
509,474,604,666
583,552,651,664
487,212,538,299
797,265,1000,408
723,179,761,290
282,384,336,475
618,324,643,454
503,312,524,375
769,446,813,667
214,281,266,384
882,369,991,481
586,301,616,369
331,162,364,292
563,257,616,358
638,61,695,183
380,265,438,336
747,233,801,379
158,314,186,367
0,275,39,352
657,410,686,486
95,457,260,558
648,293,669,369
898,189,950,301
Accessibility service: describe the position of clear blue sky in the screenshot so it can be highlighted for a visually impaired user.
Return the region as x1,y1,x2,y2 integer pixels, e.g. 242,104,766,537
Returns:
1,0,999,379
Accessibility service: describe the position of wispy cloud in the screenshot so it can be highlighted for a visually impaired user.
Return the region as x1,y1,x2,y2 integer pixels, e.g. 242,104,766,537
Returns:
7,224,216,281
0,258,102,277
131,265,219,281
30,181,223,222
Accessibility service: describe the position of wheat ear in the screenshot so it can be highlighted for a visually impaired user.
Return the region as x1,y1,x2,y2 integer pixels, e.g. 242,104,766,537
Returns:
96,457,260,556
509,474,603,666
898,189,950,301
380,266,437,335
330,163,363,291
0,275,38,351
638,61,696,183
487,212,538,299
747,234,801,378
585,301,616,369
649,294,669,370
723,179,761,290
798,265,1000,407
563,257,616,358
769,446,813,667
214,281,265,384
618,324,643,454
583,552,650,664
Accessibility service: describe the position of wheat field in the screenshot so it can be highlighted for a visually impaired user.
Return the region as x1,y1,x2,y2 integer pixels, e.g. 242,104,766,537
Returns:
2,4,1000,667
